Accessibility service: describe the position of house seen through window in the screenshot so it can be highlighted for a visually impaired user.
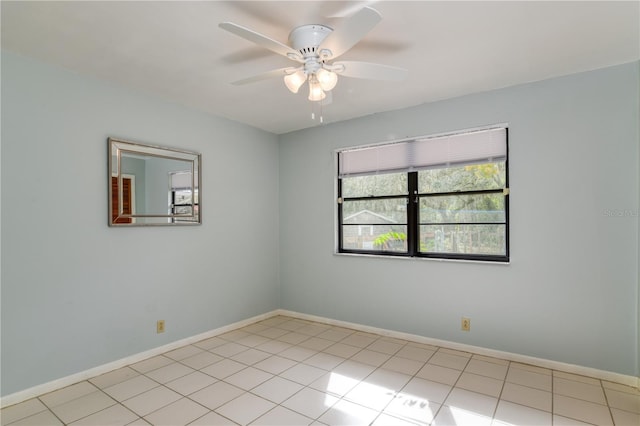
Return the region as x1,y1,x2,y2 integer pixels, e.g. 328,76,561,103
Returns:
337,127,509,262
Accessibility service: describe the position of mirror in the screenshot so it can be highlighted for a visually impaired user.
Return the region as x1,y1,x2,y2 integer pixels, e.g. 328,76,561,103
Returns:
108,138,201,226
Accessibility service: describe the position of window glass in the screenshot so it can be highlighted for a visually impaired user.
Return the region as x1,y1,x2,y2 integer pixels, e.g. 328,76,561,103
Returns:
172,188,199,223
420,224,507,256
342,199,407,224
418,162,506,193
419,194,506,223
342,225,408,252
341,172,407,198
341,198,408,253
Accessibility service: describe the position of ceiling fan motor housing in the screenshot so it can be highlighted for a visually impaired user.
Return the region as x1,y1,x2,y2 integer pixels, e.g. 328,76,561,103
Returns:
288,24,333,59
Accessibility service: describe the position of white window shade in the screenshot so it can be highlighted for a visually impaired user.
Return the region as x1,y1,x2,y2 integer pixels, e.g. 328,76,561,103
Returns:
339,127,507,177
339,141,410,176
412,128,506,168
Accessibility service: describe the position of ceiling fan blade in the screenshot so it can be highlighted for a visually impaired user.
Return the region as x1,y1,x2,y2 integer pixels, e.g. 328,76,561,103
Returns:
219,22,302,62
334,61,408,81
231,67,297,85
325,1,380,18
318,6,382,60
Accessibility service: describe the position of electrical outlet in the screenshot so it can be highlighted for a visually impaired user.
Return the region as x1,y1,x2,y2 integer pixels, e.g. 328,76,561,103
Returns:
157,320,165,333
461,317,471,331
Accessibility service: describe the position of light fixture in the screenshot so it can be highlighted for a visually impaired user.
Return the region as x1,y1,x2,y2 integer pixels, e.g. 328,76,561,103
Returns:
284,69,306,93
316,68,338,91
307,75,326,101
283,67,337,101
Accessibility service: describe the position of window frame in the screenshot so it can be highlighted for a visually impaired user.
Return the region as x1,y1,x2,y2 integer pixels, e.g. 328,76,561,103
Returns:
336,127,509,263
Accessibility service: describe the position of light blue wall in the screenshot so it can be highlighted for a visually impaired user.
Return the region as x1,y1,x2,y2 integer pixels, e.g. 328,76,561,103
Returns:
0,52,280,396
279,62,640,377
1,51,638,398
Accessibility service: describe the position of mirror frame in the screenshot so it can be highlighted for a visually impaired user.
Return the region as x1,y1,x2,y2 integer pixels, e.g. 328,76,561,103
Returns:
108,137,201,226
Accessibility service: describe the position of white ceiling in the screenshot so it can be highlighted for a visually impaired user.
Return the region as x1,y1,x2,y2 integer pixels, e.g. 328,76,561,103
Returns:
2,1,638,134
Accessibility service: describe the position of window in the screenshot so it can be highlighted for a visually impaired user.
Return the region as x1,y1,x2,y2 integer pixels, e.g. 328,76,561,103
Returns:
337,127,509,262
170,171,199,223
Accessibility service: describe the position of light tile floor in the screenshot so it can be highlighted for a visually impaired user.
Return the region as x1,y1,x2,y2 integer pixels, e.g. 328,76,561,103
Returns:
2,315,639,425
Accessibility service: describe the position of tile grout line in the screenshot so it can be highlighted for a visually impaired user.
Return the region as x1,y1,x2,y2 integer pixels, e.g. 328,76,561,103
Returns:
238,319,361,424
255,324,422,424
355,338,411,424
162,331,288,426
551,370,609,426
369,339,440,425
47,388,121,426
427,346,474,423
496,362,565,422
295,330,402,423
599,378,616,426
34,396,66,426
95,362,177,424
490,360,510,421
183,319,338,425
90,345,240,425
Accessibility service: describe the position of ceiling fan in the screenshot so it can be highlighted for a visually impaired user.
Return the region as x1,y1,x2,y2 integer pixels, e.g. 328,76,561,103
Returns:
219,6,408,103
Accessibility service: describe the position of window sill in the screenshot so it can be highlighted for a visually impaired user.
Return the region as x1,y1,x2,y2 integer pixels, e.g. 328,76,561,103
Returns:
333,251,510,265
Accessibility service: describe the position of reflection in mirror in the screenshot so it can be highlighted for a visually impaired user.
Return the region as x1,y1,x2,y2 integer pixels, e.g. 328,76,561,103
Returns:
108,138,201,226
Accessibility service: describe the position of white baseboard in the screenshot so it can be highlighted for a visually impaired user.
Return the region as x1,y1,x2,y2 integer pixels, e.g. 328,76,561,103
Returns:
0,310,278,408
276,309,639,389
2,308,637,408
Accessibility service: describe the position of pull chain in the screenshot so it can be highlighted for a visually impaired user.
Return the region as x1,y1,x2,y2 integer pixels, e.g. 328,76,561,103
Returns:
310,99,324,124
